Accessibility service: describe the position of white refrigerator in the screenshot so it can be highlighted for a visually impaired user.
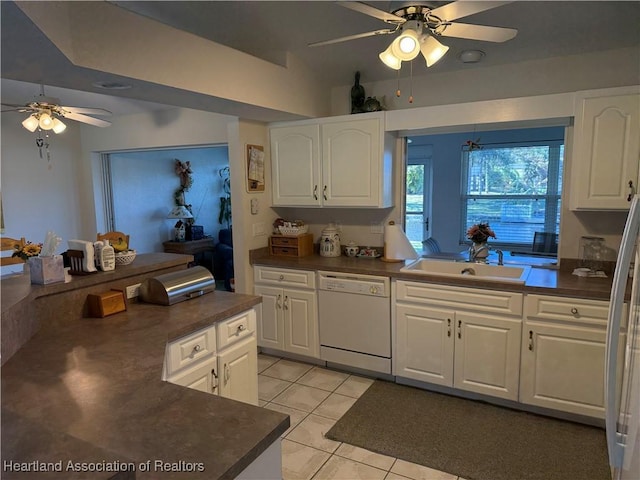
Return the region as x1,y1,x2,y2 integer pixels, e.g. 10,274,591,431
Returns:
606,193,640,480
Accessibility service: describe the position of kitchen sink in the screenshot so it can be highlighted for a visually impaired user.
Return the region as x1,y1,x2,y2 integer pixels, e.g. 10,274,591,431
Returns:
400,258,531,284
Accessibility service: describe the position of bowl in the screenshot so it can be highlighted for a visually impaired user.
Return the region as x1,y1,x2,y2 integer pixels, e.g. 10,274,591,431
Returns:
115,250,136,266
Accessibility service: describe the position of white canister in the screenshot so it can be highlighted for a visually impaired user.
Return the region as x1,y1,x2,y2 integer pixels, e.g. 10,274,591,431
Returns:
344,241,359,257
320,223,341,257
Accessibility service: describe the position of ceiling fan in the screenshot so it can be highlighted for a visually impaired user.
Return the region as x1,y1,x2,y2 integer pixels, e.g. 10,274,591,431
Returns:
309,1,518,68
1,87,112,134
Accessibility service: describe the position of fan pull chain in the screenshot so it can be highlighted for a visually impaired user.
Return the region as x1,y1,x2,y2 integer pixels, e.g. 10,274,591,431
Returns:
396,69,401,98
409,61,414,104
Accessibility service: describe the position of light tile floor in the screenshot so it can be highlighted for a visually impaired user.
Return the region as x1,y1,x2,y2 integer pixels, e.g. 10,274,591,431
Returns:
258,354,468,480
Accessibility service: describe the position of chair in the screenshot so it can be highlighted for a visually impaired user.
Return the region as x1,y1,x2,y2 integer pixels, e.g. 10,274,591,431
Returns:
97,232,130,250
532,232,558,254
213,228,234,291
421,237,442,255
1,237,26,266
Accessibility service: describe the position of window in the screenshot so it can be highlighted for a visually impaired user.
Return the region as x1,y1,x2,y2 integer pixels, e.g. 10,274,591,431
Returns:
461,141,564,250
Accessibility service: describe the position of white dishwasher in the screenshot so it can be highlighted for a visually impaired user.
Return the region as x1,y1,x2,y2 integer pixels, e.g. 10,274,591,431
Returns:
317,271,391,374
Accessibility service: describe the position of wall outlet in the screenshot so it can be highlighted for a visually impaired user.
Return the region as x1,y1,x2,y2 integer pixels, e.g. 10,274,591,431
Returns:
370,222,384,234
126,283,141,299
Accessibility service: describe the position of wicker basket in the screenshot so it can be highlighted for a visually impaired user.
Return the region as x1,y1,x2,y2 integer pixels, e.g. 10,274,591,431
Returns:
115,250,136,266
278,225,309,236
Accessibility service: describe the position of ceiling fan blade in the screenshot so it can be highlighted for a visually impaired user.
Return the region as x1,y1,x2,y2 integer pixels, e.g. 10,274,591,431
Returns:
60,106,112,116
429,1,513,22
62,111,112,127
309,28,396,47
337,1,405,24
437,22,517,42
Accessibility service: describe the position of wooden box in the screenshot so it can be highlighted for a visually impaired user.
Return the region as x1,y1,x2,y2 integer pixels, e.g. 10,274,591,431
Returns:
88,290,127,318
269,233,313,257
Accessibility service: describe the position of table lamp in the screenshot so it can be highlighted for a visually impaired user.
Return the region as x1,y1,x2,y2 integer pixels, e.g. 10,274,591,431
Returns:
167,205,193,242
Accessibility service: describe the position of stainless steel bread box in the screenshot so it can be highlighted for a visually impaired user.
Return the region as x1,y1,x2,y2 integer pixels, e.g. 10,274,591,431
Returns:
139,266,215,305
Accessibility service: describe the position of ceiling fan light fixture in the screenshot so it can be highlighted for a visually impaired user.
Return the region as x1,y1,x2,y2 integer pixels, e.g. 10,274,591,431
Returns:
52,118,67,134
420,35,450,67
22,114,39,132
38,112,54,130
379,44,402,70
391,28,421,61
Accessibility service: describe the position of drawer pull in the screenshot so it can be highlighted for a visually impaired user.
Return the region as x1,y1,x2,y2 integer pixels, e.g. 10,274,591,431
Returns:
237,324,246,332
528,330,534,351
283,296,289,310
313,185,318,201
211,368,218,392
570,307,579,316
279,274,284,281
457,320,462,339
323,185,328,201
193,344,201,353
276,294,282,309
628,180,636,202
447,318,451,338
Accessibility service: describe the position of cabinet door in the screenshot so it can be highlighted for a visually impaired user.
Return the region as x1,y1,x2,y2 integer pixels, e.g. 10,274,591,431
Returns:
167,358,217,395
218,336,259,406
519,321,625,418
395,303,454,386
254,285,285,350
322,118,381,207
571,93,640,210
283,288,319,358
453,313,521,401
270,124,321,206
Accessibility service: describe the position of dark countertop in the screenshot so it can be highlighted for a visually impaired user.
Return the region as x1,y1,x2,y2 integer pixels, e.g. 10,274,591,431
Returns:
1,291,289,479
250,249,623,301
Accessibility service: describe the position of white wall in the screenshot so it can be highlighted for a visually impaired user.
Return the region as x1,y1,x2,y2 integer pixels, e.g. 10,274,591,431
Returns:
109,146,229,254
331,47,640,116
1,114,84,249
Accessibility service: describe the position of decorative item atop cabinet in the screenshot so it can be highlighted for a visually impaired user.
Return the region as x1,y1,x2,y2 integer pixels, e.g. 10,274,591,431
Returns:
570,86,640,210
269,111,395,208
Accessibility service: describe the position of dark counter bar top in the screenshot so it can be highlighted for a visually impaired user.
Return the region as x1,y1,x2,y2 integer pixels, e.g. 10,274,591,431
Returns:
250,249,623,300
2,291,288,479
2,254,289,479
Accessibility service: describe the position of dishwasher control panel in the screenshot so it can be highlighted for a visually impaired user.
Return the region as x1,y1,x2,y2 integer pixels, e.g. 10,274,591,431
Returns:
317,271,390,297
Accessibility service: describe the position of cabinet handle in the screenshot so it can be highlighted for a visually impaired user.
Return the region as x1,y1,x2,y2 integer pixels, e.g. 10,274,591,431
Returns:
193,344,201,353
276,294,282,309
628,180,636,202
528,330,534,351
211,368,218,392
237,324,246,333
283,296,289,310
570,307,579,316
279,274,284,281
313,185,318,200
457,320,462,339
224,364,230,384
447,319,451,337
323,185,328,201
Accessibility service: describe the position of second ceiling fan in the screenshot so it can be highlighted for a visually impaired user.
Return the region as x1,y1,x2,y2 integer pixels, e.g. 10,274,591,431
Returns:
310,1,518,68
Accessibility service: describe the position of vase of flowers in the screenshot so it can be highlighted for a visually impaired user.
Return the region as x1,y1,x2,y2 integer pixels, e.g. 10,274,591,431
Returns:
12,241,42,262
466,223,496,260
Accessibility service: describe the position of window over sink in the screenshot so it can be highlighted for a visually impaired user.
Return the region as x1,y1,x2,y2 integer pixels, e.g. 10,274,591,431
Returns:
405,127,565,255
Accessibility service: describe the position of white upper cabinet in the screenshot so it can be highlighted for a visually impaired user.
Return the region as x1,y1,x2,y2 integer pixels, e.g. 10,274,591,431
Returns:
270,112,394,208
570,87,640,210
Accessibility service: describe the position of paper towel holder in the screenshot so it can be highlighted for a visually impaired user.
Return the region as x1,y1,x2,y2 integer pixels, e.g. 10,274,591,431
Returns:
381,221,419,263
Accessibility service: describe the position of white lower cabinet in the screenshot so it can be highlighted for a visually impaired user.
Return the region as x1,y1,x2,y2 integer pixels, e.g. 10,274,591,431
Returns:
395,281,522,401
254,266,319,359
165,309,259,406
519,294,626,418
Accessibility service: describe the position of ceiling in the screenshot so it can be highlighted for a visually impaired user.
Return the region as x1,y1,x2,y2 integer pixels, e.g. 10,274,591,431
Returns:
1,1,639,119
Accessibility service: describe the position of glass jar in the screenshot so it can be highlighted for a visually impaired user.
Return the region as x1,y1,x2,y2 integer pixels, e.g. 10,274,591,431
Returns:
580,236,606,271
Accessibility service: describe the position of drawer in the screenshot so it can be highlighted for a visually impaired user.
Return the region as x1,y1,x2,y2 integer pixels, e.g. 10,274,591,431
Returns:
217,309,256,350
395,280,523,316
270,246,300,256
524,294,622,327
166,325,216,376
254,266,316,289
270,236,301,247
